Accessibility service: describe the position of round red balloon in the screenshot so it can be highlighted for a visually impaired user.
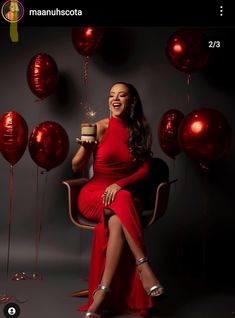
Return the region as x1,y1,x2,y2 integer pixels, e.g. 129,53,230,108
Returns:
28,121,69,171
27,53,59,100
72,27,104,57
166,28,210,73
158,109,184,159
178,108,232,162
0,112,28,166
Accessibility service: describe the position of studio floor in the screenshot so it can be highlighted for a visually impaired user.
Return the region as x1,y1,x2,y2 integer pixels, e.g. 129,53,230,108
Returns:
0,269,234,318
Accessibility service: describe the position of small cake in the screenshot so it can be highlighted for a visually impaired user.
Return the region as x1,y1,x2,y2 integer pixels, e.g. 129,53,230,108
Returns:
81,123,97,141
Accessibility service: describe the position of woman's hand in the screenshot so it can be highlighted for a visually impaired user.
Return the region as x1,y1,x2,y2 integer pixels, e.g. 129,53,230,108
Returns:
102,183,121,206
76,138,97,150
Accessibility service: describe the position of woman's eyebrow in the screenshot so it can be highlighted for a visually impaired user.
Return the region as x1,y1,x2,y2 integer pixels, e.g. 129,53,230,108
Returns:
109,91,127,94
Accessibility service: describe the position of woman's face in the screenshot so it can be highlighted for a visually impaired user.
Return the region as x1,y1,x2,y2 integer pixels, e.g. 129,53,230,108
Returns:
109,83,134,119
10,3,15,12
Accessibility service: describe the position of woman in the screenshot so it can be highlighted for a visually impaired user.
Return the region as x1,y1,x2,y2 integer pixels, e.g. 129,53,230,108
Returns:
72,82,165,317
6,1,19,21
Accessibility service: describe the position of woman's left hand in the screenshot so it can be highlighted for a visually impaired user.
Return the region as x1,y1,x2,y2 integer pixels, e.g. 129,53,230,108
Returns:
102,183,121,206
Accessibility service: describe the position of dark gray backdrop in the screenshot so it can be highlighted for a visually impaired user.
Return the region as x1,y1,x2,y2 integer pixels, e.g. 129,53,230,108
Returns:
0,27,234,317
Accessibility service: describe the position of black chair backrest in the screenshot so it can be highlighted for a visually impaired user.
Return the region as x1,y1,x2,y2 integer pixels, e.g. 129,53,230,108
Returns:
141,157,169,210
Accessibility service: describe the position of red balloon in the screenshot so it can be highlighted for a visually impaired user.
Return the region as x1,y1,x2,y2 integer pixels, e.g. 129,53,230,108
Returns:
166,28,210,73
158,109,184,159
27,53,59,100
72,27,104,57
0,112,28,166
28,121,69,171
178,108,232,162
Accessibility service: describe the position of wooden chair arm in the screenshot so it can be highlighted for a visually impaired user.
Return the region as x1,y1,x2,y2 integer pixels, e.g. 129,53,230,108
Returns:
146,179,178,227
62,178,89,188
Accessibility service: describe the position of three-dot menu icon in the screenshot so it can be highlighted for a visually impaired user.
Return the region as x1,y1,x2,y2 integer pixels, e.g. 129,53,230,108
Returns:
220,5,223,16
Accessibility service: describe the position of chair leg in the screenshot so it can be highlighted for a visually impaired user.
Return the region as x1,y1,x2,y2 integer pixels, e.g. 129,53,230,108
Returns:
71,289,89,297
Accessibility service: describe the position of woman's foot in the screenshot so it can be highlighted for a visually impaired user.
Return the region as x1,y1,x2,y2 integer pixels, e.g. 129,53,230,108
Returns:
136,257,165,297
86,285,110,317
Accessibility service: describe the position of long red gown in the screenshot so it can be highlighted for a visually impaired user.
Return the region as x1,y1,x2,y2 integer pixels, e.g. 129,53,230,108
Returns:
77,116,153,316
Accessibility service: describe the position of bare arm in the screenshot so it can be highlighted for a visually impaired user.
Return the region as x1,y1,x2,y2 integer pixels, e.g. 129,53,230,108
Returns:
72,142,96,173
71,118,109,173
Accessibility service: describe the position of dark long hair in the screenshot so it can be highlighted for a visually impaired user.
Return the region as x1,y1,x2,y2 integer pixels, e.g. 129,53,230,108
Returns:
114,82,153,162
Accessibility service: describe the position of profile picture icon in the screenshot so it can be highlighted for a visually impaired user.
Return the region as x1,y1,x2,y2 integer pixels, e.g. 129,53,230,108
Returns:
1,0,24,22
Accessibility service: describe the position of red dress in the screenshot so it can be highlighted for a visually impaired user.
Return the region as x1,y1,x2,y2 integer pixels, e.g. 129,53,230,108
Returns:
77,116,153,316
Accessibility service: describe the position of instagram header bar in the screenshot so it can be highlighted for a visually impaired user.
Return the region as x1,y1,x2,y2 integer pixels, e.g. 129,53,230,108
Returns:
0,2,233,27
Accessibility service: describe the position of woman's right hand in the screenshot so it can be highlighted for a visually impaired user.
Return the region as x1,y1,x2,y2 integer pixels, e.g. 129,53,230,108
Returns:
76,138,97,150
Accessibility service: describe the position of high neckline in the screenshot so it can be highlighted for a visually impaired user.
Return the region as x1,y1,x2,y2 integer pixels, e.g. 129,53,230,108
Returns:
110,116,128,126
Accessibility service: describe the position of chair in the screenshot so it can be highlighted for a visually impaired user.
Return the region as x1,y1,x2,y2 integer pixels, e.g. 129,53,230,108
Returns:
63,157,177,297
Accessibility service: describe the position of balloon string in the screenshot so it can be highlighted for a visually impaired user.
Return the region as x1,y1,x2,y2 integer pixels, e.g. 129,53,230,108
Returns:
172,158,176,189
41,170,48,247
37,101,41,124
1,165,29,303
186,73,192,106
6,165,14,281
202,171,209,284
177,159,189,273
34,169,47,277
173,159,182,272
41,171,48,234
84,56,89,85
35,166,40,274
83,56,89,116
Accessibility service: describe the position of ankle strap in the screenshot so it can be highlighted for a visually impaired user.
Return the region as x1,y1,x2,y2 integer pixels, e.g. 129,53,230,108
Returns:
136,256,148,266
93,284,110,296
98,284,110,292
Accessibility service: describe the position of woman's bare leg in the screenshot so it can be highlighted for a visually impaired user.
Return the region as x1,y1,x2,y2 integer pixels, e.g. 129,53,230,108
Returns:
121,224,164,296
102,211,164,297
88,209,163,314
87,214,125,313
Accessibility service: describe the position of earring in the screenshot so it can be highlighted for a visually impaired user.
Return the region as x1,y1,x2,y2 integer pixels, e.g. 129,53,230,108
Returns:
109,108,112,118
130,105,134,120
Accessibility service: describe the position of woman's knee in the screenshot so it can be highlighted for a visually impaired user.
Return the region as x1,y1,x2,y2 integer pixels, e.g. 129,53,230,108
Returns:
108,214,120,225
108,215,123,234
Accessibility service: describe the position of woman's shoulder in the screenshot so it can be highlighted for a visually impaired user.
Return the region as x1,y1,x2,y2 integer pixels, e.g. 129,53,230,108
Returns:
95,118,109,128
95,118,109,141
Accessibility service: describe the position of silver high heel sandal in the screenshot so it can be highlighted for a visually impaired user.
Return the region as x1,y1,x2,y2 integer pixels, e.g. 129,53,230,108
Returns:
136,256,165,297
85,313,100,318
85,284,110,318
